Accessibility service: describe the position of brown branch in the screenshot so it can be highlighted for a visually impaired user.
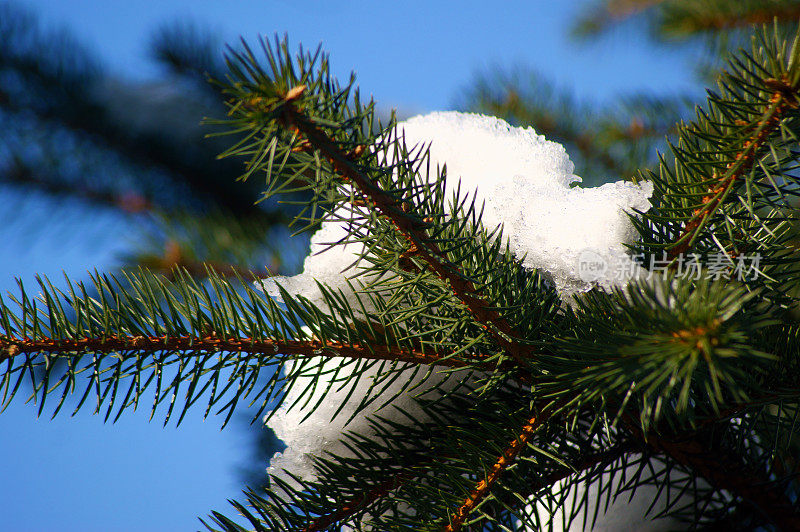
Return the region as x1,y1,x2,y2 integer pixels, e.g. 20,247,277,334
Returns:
669,76,799,258
583,2,800,38
605,0,666,20
279,87,534,365
442,411,552,532
575,0,667,38
0,334,469,368
304,435,635,532
3,161,153,214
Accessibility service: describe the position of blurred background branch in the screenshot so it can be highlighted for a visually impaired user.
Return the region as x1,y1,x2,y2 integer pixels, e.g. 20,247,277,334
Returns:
0,2,294,282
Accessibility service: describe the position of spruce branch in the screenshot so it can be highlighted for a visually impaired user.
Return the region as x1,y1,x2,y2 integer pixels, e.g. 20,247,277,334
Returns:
498,439,645,530
669,73,799,257
0,4,272,217
149,20,225,82
551,275,779,429
0,335,464,368
274,92,536,365
6,19,800,529
442,412,548,532
573,0,800,40
3,158,154,213
0,268,485,426
571,0,668,39
211,36,800,528
634,24,800,296
137,255,272,282
301,467,418,532
216,39,565,376
127,209,285,282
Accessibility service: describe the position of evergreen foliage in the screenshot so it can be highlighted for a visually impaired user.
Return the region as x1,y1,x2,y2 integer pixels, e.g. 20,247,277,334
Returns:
2,5,800,532
0,2,287,280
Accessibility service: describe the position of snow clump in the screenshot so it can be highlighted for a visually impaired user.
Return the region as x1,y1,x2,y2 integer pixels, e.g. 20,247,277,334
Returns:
263,111,653,308
261,112,654,490
398,112,653,296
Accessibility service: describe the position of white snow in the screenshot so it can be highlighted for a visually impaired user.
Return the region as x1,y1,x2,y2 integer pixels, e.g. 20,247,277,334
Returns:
260,112,657,527
263,112,652,306
266,353,453,486
530,456,688,531
397,112,653,296
261,219,359,309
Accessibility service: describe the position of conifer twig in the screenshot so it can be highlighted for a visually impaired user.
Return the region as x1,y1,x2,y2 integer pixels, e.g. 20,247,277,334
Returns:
598,0,666,21
524,440,639,495
444,428,638,531
4,162,154,213
669,75,799,257
573,0,667,38
0,335,470,368
278,89,535,365
442,412,549,532
136,253,276,283
301,438,636,532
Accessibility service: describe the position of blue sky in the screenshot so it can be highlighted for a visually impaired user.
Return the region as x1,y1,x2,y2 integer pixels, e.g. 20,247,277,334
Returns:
19,0,698,110
0,1,701,530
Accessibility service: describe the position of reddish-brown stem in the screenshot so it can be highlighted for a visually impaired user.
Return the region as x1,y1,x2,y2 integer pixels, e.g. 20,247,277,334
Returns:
0,335,469,368
301,438,634,532
442,411,552,532
578,0,667,36
280,96,534,365
669,77,798,258
4,163,153,213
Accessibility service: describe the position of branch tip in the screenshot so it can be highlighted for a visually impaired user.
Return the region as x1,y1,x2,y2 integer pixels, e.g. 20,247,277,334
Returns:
285,84,307,102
